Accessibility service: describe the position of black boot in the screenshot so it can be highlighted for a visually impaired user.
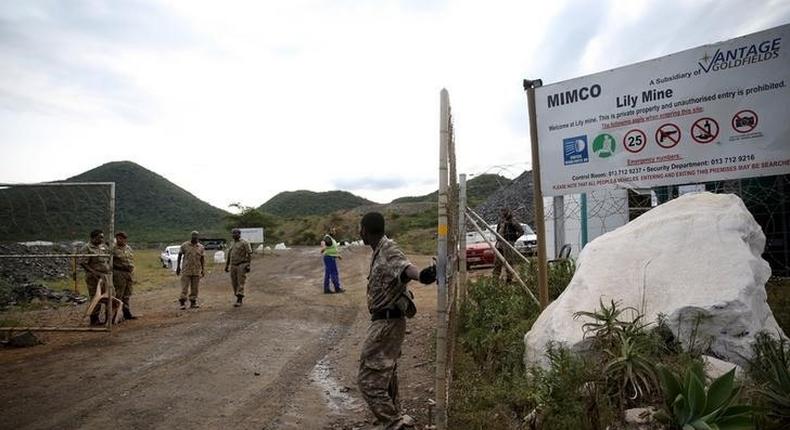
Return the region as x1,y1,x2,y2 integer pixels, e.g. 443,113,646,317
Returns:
122,302,137,320
234,295,243,307
179,299,187,310
190,299,200,309
89,315,101,326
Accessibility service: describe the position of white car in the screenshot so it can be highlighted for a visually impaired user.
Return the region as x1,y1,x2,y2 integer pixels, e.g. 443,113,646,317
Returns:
160,245,181,269
515,224,538,256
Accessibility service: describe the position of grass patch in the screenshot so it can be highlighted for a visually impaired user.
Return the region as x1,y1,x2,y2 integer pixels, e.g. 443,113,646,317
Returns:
766,277,790,335
41,249,222,295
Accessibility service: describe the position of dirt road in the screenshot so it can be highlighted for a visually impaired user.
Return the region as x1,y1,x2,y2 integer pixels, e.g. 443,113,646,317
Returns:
0,246,437,430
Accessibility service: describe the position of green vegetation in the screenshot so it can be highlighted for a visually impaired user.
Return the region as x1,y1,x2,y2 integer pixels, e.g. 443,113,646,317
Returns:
0,161,228,242
224,203,282,244
766,278,790,335
449,261,778,429
655,364,752,429
391,173,511,206
259,190,374,217
747,332,790,429
39,249,209,295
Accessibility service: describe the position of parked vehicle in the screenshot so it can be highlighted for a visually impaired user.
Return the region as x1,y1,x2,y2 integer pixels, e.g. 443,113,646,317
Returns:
160,245,181,269
465,223,538,269
200,238,226,250
514,224,538,256
465,227,496,269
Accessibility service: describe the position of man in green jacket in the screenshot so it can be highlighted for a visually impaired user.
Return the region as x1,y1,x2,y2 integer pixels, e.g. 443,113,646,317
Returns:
320,226,344,294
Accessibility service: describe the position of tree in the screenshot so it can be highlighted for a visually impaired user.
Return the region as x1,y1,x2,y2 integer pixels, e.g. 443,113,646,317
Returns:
224,203,280,242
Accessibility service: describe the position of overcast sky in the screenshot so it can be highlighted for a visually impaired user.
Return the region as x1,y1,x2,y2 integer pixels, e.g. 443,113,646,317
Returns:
1,0,789,210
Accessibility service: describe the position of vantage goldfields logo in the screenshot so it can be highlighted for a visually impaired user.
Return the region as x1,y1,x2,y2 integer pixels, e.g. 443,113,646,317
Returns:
698,36,782,73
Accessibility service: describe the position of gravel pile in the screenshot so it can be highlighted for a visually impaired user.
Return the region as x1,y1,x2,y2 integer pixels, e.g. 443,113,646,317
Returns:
0,242,87,308
473,170,536,226
0,243,76,284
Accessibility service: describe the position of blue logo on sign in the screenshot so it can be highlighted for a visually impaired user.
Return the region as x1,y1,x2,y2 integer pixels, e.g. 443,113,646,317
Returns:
563,135,589,165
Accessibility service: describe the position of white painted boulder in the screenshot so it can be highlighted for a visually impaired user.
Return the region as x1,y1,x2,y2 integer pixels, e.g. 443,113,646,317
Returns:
524,192,785,368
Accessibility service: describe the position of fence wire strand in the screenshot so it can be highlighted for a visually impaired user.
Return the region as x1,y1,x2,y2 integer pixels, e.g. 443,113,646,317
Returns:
0,183,115,334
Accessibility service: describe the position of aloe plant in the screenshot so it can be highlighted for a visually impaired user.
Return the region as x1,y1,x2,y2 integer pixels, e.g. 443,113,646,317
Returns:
655,363,753,430
603,335,658,401
574,299,644,348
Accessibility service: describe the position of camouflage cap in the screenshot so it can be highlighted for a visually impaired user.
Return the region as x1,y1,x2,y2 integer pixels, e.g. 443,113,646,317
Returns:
191,230,200,236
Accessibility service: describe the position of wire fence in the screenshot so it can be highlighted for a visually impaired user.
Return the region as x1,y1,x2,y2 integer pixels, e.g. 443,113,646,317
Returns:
0,182,118,334
435,89,458,430
464,165,790,277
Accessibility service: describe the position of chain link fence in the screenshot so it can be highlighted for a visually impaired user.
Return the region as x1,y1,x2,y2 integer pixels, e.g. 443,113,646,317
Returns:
0,182,117,334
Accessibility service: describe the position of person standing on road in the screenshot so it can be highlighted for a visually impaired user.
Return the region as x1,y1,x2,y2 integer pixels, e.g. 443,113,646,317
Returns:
320,226,344,294
358,212,436,430
79,229,112,326
491,207,524,283
177,231,205,310
225,228,252,307
112,231,137,320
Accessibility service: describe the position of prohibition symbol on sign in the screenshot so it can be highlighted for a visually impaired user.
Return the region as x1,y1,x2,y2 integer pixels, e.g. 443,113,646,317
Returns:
732,109,758,133
655,123,681,149
691,117,719,144
623,129,647,153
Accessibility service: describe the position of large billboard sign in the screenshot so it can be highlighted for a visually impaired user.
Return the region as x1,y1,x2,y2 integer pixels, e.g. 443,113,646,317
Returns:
535,24,790,196
238,227,264,243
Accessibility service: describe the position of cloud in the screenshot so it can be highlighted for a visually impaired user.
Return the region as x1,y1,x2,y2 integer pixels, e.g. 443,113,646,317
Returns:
1,0,789,211
333,176,432,191
0,1,199,121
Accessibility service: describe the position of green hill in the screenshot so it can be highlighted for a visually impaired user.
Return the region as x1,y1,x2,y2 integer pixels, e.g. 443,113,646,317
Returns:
391,173,512,206
0,161,228,243
259,190,375,217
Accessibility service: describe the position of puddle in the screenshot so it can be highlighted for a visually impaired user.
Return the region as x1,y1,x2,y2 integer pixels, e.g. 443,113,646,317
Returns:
310,357,363,414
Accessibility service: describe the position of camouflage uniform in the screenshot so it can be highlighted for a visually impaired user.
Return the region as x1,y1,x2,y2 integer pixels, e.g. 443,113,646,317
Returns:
227,238,252,297
358,236,412,429
491,220,523,282
179,241,205,301
79,242,111,319
112,244,135,303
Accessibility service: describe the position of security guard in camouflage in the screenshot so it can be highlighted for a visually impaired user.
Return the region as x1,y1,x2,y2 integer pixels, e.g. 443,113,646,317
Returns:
177,231,205,309
225,228,252,307
112,231,137,320
79,229,111,326
491,207,524,283
358,212,436,430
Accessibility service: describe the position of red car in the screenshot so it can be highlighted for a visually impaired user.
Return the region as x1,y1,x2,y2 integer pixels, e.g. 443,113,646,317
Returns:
465,229,496,269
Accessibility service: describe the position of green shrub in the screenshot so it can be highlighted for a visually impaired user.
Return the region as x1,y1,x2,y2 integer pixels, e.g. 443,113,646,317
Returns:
655,363,752,429
746,332,790,429
460,276,540,375
574,299,644,350
527,344,617,430
515,258,576,301
603,334,659,405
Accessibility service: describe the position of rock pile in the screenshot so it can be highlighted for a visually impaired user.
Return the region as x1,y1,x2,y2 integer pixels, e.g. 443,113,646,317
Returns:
0,243,76,284
473,170,535,225
0,242,86,308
